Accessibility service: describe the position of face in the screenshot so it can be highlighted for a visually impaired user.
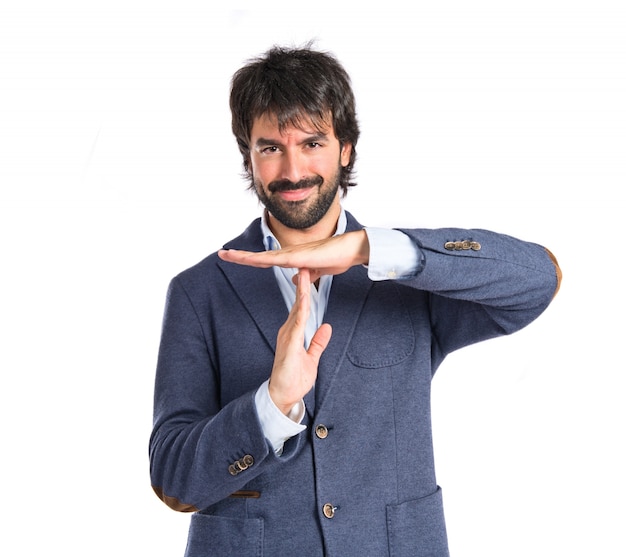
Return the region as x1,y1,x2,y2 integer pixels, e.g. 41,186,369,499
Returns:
249,113,352,231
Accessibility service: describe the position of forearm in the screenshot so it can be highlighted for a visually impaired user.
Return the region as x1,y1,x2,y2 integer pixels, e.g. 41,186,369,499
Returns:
150,277,278,511
150,387,274,511
398,227,560,332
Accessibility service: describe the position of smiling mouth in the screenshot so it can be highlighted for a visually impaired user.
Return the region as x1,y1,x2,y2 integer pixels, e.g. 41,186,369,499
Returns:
276,187,315,202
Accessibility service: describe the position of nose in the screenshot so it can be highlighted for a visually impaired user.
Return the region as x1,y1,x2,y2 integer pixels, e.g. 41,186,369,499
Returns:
280,149,305,183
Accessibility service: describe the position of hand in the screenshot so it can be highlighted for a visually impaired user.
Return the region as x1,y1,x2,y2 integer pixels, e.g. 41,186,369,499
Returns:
218,230,370,284
268,268,332,415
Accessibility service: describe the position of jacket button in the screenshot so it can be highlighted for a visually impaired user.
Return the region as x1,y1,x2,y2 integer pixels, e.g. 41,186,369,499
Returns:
315,424,329,439
444,240,481,251
323,503,336,519
228,455,254,476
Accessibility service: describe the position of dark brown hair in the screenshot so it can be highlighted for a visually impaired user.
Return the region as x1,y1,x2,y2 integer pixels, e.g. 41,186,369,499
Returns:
230,44,360,194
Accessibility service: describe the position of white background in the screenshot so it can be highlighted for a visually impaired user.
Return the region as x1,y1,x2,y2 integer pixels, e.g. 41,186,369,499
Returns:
1,2,624,555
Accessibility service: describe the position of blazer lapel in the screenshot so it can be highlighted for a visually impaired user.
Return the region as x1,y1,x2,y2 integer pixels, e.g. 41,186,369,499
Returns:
313,263,372,413
311,212,373,413
216,219,288,353
218,262,288,353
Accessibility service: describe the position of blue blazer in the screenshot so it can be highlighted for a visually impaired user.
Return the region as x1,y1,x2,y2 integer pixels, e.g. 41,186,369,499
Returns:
150,212,559,556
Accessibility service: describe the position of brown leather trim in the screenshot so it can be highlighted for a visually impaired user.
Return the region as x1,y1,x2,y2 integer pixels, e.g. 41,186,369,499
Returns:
229,490,261,499
544,247,562,299
152,485,199,513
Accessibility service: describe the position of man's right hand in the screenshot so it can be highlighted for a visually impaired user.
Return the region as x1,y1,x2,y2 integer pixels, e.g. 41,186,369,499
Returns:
218,230,370,285
269,268,332,416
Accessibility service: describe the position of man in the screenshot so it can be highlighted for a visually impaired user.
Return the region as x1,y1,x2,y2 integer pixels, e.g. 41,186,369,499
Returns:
149,45,561,556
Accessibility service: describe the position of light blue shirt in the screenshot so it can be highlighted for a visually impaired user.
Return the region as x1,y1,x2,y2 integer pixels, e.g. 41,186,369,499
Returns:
255,208,420,453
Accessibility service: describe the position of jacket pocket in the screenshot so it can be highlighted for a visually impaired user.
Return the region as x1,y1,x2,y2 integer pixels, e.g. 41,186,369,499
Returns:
346,283,416,369
386,487,449,557
185,514,263,557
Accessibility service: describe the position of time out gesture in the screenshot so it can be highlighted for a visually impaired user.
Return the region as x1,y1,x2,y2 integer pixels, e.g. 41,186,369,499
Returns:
218,230,369,414
218,229,370,285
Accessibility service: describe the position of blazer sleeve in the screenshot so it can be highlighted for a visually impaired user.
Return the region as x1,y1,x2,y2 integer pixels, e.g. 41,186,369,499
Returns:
396,227,561,357
148,276,293,512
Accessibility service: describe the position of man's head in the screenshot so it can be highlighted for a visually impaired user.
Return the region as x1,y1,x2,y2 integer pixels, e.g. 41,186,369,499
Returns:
230,44,360,197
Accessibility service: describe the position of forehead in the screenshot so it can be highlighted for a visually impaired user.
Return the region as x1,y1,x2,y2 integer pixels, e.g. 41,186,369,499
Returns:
250,112,336,141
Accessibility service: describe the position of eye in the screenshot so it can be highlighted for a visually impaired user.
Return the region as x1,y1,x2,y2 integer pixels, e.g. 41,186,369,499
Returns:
260,145,279,154
306,142,322,149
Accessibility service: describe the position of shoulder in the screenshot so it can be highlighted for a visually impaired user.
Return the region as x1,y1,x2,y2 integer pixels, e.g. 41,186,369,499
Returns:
173,218,264,289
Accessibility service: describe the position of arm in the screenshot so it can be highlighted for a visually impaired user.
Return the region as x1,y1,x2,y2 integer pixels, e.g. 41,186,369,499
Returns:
219,226,561,346
219,227,561,299
218,229,370,285
149,269,331,511
149,277,270,511
397,227,561,354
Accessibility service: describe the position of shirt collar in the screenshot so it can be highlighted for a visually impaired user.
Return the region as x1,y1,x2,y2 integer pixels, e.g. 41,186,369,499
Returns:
261,208,347,251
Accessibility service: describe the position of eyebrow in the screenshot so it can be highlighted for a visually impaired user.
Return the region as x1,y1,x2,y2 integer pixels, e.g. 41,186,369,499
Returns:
254,132,329,148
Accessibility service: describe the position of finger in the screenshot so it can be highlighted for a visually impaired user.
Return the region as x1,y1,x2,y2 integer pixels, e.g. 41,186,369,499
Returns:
296,268,311,302
220,244,322,270
283,268,310,333
292,268,323,285
217,249,274,268
307,323,332,361
309,269,323,284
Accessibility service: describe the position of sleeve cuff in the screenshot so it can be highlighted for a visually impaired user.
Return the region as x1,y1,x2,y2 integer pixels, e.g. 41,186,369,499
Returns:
254,380,306,454
364,227,421,281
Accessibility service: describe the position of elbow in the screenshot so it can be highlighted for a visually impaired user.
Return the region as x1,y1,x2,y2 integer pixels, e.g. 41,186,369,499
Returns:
151,485,199,513
544,247,562,299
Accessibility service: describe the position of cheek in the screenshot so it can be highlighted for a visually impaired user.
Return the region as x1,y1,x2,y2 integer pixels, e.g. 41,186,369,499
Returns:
250,159,272,183
311,154,340,176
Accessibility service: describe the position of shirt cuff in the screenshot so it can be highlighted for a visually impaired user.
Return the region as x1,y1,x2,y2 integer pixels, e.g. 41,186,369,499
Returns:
255,380,306,455
363,227,421,281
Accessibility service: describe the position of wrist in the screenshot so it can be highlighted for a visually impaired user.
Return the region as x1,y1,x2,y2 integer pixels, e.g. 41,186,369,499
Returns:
353,229,370,266
268,382,298,416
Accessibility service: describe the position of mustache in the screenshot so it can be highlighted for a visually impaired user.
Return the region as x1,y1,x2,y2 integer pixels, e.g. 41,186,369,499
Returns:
268,175,323,194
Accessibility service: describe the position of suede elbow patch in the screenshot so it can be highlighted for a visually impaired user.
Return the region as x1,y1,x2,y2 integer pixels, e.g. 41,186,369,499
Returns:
152,485,199,513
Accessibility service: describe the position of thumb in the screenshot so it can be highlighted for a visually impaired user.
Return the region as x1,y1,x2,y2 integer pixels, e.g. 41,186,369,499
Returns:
307,323,332,361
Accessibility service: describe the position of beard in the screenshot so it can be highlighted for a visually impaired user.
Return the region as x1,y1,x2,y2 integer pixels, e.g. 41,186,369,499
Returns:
253,166,341,230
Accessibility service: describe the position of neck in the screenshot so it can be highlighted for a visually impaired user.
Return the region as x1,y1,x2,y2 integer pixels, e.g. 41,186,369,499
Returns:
267,200,341,248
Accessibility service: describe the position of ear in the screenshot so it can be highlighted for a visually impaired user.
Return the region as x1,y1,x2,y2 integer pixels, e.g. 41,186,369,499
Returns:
340,143,352,167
